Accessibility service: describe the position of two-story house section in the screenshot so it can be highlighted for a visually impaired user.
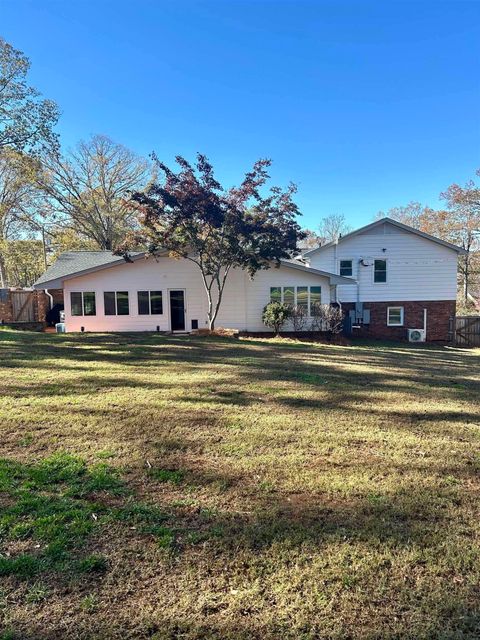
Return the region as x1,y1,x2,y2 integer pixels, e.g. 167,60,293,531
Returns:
304,217,466,342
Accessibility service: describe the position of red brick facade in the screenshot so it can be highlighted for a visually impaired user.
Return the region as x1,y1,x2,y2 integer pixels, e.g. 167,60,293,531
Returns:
342,300,456,342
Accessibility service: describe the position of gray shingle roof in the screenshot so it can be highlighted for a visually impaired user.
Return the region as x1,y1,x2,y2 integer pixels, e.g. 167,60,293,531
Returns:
33,251,143,288
34,250,354,289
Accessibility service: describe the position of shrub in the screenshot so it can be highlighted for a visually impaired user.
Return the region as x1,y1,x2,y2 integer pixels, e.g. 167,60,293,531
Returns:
262,302,292,336
290,305,307,332
310,303,344,336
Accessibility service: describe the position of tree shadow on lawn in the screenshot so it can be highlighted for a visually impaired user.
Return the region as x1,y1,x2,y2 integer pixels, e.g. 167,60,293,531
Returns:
1,334,478,409
2,451,480,640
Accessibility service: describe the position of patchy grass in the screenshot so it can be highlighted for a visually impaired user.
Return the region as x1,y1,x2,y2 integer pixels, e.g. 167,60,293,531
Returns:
0,330,479,639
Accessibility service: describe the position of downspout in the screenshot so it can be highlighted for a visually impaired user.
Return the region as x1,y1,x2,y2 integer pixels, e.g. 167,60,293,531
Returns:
423,308,427,340
44,289,54,310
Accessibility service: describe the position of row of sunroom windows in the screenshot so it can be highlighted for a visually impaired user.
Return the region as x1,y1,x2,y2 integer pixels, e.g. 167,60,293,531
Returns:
270,285,321,315
70,291,163,316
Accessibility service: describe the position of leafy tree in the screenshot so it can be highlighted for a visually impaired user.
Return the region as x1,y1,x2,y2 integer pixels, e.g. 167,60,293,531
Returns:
377,172,480,306
0,38,58,152
37,135,151,250
0,148,43,286
440,171,480,305
262,302,291,336
318,213,351,243
0,238,44,287
122,154,305,330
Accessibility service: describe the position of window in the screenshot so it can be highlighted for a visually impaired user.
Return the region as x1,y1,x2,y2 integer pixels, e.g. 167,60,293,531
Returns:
70,292,96,316
339,260,353,277
104,291,129,315
269,286,321,315
374,259,387,283
270,287,281,303
387,306,404,326
297,286,308,312
138,290,163,315
283,286,295,307
310,286,321,312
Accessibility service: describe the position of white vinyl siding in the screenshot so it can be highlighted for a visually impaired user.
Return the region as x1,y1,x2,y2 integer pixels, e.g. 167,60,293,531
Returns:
62,257,332,333
308,221,459,302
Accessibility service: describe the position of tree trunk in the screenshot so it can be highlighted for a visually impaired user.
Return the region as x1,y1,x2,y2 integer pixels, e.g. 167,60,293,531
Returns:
463,253,469,304
0,253,7,288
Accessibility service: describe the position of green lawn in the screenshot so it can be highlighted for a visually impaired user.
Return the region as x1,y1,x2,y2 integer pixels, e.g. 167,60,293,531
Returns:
0,330,479,640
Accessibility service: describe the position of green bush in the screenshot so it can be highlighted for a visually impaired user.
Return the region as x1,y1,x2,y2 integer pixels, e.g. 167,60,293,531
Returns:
262,302,292,336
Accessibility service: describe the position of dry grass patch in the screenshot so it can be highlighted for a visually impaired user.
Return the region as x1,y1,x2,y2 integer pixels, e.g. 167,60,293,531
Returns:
0,330,479,639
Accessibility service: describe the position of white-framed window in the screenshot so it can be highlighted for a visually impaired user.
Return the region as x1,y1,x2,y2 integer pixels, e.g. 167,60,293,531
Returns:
70,292,96,316
270,286,321,315
104,291,129,316
138,290,163,315
339,259,353,277
374,259,387,283
387,306,404,326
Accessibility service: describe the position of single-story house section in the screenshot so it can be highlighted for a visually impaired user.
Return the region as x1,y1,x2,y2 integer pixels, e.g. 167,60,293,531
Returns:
33,251,354,333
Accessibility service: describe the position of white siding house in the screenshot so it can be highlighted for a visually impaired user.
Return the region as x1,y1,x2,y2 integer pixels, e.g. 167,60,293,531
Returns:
33,218,465,341
34,252,353,333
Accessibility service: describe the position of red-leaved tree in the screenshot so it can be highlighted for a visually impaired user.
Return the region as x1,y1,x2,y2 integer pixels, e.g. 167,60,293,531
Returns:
119,154,305,330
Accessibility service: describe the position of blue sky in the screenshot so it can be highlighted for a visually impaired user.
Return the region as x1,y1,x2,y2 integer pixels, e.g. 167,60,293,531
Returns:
1,0,479,229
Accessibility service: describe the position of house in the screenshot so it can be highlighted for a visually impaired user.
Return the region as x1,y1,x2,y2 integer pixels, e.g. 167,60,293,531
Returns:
33,251,354,333
303,217,466,341
32,217,465,341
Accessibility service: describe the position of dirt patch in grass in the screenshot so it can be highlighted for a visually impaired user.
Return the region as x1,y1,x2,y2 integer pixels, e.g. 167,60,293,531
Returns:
0,330,479,639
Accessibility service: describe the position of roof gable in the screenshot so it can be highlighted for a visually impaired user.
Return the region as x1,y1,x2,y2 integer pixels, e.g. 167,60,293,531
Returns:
304,217,467,256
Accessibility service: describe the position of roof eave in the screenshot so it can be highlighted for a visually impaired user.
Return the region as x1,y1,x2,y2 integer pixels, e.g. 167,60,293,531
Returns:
279,259,356,285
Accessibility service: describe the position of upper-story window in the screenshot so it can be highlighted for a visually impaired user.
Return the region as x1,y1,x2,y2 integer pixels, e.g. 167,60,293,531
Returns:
70,292,96,316
374,259,387,283
339,260,353,277
104,291,129,315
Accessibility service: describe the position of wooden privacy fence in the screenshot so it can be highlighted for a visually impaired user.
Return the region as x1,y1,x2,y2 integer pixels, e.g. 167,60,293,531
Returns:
0,289,49,326
452,316,480,347
10,290,36,322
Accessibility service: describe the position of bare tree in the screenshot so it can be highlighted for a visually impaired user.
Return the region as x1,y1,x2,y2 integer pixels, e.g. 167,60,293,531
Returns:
37,135,151,250
318,213,351,243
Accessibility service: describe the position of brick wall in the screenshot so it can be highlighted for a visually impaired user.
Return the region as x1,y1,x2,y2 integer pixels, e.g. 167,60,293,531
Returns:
0,289,64,325
342,300,456,342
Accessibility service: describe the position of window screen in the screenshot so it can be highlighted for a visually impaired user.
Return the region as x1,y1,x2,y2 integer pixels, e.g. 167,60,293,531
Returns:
297,286,308,311
104,292,116,315
310,286,321,313
374,259,387,283
70,292,83,316
150,291,163,314
83,292,96,316
283,286,295,307
340,260,353,277
138,291,150,315
116,292,129,315
270,287,281,303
